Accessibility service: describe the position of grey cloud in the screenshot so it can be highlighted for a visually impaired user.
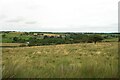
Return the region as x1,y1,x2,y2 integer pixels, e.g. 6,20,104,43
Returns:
27,5,41,10
0,15,7,20
66,24,117,32
110,23,117,26
25,21,37,24
5,17,25,23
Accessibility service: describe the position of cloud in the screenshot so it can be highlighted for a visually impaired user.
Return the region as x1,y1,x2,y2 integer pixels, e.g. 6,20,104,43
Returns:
25,21,37,24
27,5,41,10
5,17,25,23
0,15,7,20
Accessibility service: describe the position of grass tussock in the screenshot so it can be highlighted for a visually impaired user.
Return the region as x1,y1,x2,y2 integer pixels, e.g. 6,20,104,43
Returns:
2,42,118,78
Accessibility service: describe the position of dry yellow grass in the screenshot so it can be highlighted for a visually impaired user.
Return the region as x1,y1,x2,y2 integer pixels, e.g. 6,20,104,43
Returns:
43,33,60,37
2,42,118,78
1,43,22,47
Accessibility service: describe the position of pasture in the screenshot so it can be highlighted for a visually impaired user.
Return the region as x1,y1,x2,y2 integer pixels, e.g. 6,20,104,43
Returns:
2,42,118,78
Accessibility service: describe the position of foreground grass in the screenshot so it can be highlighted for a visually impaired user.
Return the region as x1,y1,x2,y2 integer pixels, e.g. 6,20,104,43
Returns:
2,42,118,78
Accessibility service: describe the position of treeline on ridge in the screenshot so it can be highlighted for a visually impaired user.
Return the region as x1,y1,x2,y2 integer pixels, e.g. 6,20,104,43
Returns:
1,32,119,46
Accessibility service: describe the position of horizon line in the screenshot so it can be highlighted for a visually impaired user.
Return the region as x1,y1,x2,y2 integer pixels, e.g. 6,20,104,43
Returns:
0,30,119,33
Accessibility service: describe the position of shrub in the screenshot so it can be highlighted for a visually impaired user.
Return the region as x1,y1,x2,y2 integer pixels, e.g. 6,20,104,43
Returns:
19,44,27,47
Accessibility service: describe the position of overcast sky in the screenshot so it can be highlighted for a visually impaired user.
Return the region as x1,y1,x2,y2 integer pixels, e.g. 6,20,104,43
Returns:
0,0,119,32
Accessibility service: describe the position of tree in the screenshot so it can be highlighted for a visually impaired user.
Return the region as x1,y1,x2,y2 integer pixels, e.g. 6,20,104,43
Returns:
12,37,26,43
24,32,29,35
2,34,6,38
43,35,48,39
90,34,103,44
13,37,19,42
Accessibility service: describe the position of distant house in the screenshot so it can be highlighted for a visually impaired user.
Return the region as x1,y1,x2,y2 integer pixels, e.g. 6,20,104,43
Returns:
33,33,38,36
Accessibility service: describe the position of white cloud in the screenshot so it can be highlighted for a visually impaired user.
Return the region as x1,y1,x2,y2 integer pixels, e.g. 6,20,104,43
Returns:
0,0,119,32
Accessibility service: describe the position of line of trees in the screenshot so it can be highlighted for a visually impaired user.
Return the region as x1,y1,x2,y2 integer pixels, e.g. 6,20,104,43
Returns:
12,37,26,43
27,34,103,46
9,33,119,46
2,32,119,46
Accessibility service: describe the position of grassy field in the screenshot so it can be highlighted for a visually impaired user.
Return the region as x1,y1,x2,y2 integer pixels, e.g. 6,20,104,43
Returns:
1,43,22,47
2,42,118,78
